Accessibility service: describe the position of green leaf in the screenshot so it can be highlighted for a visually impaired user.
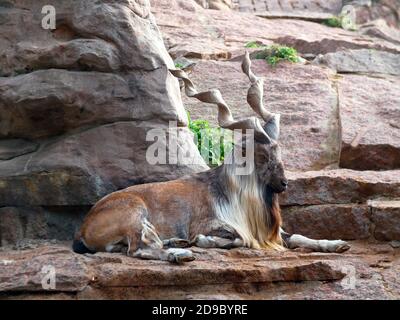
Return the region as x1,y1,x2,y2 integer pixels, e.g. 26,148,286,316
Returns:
245,41,261,48
323,16,342,28
187,116,234,167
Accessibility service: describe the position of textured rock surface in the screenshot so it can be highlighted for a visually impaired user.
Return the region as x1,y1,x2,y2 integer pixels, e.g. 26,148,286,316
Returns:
152,0,400,174
255,11,335,21
0,124,204,206
313,49,400,76
232,0,343,14
152,2,399,60
281,170,400,206
360,19,400,45
0,207,89,246
0,246,90,293
282,204,371,240
280,170,400,242
0,0,173,74
0,1,207,216
0,68,187,139
0,245,345,293
182,59,339,171
0,241,399,299
208,0,233,10
350,0,400,28
232,0,400,29
370,200,400,241
338,74,400,170
0,139,38,160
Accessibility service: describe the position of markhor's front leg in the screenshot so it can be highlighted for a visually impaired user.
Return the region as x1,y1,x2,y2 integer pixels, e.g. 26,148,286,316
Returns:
281,229,351,253
193,234,244,249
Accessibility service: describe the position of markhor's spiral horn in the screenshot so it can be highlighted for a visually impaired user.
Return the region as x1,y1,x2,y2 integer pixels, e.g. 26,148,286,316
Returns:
169,56,271,144
242,51,275,124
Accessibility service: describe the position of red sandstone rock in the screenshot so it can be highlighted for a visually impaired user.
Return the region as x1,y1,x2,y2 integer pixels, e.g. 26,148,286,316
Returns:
0,0,208,209
182,59,340,171
152,3,400,59
282,204,371,240
281,170,400,206
370,200,400,241
1,242,399,299
338,74,400,170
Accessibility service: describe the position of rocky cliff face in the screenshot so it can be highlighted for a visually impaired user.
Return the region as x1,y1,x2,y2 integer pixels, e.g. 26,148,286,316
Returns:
0,0,207,245
152,0,400,171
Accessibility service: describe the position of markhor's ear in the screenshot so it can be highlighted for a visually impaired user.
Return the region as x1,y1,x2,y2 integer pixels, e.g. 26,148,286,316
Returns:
263,114,280,141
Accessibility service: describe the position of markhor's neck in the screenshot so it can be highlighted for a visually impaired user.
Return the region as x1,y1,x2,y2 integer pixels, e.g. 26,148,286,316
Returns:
219,163,276,206
201,163,283,249
218,162,282,236
262,185,277,210
191,163,278,209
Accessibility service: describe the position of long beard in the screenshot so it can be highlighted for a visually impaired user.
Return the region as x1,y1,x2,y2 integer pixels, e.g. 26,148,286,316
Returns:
263,186,283,247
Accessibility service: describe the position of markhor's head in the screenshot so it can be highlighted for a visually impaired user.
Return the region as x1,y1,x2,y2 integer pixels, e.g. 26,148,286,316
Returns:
228,114,288,194
254,116,287,194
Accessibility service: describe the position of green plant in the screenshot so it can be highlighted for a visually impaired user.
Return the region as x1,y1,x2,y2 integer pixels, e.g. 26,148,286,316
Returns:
187,112,233,166
262,45,299,66
323,16,342,28
244,42,300,66
245,41,265,49
322,14,357,31
268,45,299,65
175,63,184,69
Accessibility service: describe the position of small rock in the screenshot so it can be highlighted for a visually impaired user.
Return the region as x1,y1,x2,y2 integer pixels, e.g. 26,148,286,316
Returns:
390,241,400,248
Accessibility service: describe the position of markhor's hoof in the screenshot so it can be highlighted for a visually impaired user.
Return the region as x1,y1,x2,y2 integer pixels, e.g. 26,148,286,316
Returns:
335,242,351,253
167,249,195,264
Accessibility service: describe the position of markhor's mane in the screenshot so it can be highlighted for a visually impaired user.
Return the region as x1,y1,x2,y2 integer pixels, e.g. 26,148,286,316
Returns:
214,163,283,250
